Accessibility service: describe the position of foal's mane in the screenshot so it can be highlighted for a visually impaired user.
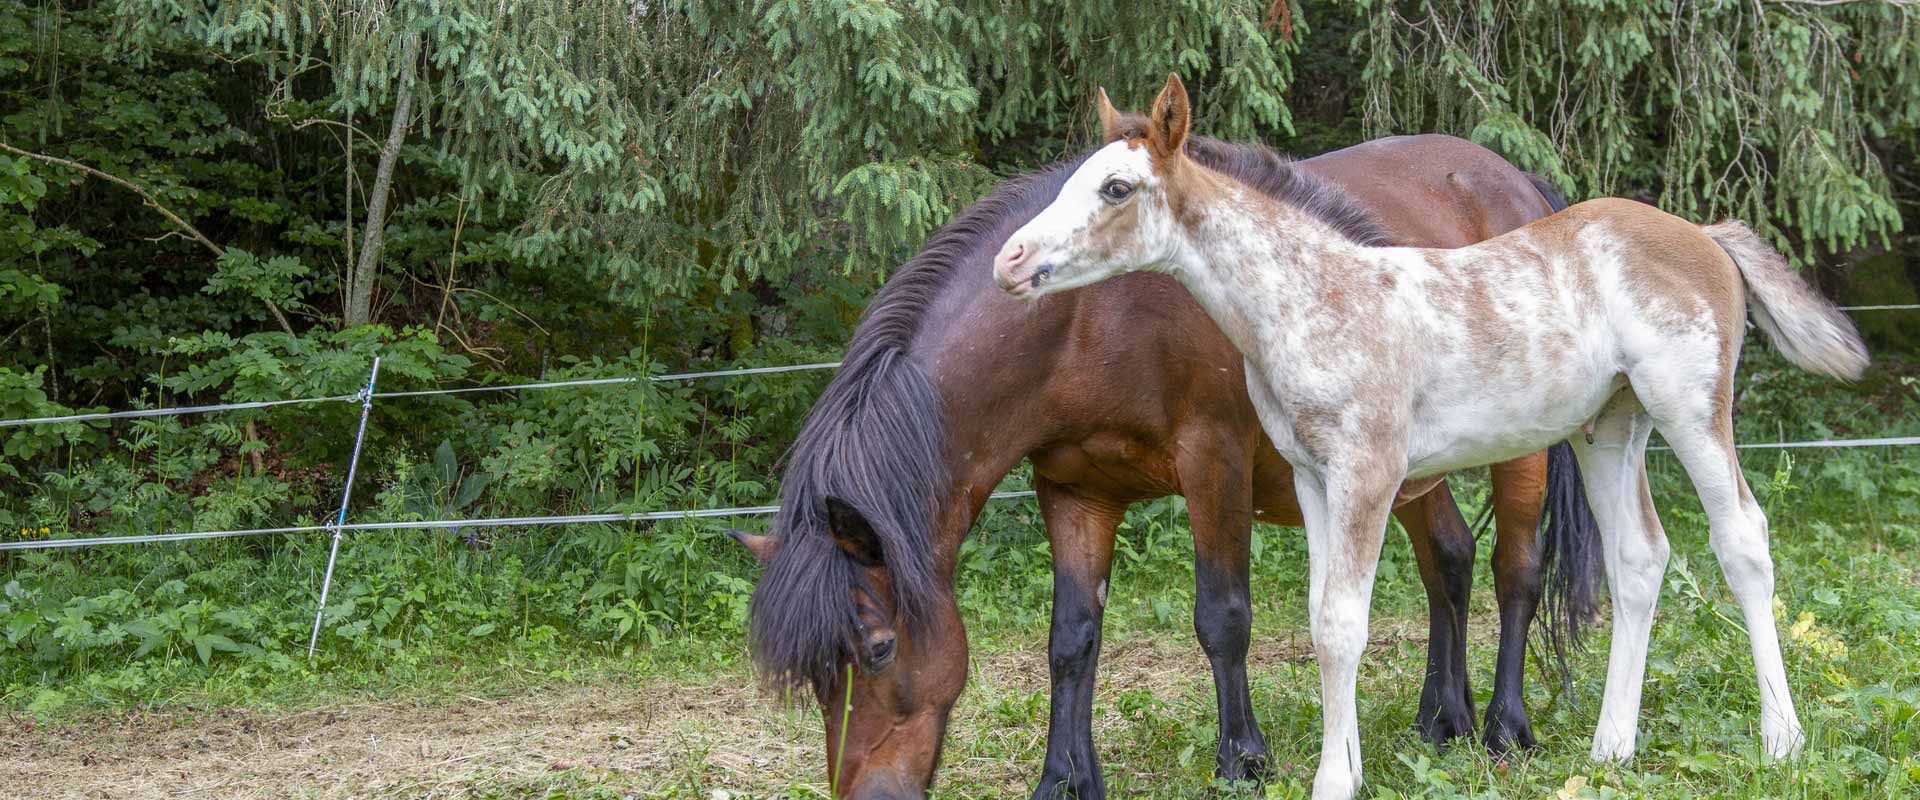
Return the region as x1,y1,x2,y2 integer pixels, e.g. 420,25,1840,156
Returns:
1106,111,1393,246
1185,136,1394,246
749,135,1386,694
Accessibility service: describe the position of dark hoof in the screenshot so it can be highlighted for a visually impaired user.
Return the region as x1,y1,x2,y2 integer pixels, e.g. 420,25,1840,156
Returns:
1417,704,1476,747
1215,745,1273,783
1030,771,1104,800
1483,706,1539,755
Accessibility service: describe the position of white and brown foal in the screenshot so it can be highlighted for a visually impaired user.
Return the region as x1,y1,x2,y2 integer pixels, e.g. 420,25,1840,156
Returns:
993,75,1867,800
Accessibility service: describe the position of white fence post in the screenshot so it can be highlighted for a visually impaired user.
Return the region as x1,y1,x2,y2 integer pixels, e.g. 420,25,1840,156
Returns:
307,356,382,661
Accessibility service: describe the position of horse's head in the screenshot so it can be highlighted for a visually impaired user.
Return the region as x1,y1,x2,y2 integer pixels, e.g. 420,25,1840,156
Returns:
734,495,966,799
994,74,1196,299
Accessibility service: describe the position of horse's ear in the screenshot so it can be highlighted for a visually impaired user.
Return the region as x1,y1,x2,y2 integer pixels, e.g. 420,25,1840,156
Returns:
1147,73,1190,164
1096,87,1124,143
824,497,885,568
727,529,779,565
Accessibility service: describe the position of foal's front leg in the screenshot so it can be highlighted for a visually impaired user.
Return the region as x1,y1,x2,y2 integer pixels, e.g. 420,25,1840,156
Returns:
1295,461,1399,800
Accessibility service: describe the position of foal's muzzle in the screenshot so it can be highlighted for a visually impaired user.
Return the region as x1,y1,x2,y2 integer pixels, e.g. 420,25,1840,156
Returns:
993,240,1051,298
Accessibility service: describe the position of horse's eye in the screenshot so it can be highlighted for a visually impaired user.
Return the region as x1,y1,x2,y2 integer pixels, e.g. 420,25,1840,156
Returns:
1101,178,1134,202
866,633,897,670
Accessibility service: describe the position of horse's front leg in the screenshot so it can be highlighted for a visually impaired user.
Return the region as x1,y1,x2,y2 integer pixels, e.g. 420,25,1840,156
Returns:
1296,459,1398,800
1174,429,1272,783
1032,478,1126,800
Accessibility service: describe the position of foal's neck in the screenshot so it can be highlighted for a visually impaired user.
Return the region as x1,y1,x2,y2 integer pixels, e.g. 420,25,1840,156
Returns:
1165,163,1372,357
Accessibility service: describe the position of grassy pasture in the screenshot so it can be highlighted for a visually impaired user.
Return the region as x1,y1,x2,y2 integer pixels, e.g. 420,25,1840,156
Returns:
3,354,1916,800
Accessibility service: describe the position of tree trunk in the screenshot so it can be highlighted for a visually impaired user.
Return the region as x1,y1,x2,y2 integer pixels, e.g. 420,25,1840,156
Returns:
345,32,422,328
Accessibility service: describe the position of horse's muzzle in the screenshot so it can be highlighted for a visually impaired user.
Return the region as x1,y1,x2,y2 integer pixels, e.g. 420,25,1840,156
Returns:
845,774,924,800
993,240,1047,297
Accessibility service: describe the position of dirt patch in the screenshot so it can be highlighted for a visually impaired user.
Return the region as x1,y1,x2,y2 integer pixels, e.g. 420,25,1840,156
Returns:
1,678,823,799
0,627,1444,799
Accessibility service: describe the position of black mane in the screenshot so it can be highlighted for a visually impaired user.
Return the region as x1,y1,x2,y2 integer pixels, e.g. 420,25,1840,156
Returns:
748,138,1385,695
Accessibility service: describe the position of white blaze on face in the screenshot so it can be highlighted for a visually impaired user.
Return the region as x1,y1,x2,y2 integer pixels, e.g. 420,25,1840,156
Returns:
992,141,1163,299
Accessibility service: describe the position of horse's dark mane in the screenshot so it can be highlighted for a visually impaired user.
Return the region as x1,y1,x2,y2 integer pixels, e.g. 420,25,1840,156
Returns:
749,135,1386,695
747,158,1089,695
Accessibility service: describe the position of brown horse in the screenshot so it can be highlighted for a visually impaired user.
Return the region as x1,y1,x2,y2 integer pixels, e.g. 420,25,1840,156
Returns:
733,126,1601,799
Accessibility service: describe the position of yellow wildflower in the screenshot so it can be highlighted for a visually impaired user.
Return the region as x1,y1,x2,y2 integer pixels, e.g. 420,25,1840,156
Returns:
1790,610,1848,660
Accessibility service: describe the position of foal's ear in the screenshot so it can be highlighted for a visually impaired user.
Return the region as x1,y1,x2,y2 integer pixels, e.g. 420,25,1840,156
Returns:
727,529,780,565
823,497,886,568
1096,87,1125,143
1147,73,1190,164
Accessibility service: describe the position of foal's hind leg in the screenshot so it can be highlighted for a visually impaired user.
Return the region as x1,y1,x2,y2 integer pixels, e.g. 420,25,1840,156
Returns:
1568,395,1669,762
1654,421,1805,758
1033,478,1125,800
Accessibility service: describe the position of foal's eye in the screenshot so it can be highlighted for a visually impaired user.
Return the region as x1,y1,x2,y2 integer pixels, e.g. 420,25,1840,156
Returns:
1101,178,1134,202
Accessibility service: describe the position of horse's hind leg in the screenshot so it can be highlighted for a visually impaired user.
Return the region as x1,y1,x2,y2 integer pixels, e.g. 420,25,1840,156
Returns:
1177,433,1273,782
1568,394,1668,762
1396,487,1475,747
1654,419,1805,758
1033,478,1125,800
1485,450,1550,754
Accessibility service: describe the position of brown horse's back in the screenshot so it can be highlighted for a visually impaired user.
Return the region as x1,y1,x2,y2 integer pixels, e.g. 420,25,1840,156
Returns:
1306,134,1555,247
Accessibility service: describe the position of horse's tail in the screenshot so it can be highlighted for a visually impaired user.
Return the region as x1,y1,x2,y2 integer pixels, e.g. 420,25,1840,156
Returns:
1537,440,1605,689
1705,220,1868,381
1521,172,1600,689
1525,172,1569,214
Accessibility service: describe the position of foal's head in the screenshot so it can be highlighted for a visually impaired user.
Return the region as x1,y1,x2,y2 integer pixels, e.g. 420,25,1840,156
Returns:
994,74,1200,298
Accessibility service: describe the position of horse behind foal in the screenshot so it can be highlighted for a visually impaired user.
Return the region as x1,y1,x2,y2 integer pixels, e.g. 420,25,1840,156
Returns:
996,75,1869,800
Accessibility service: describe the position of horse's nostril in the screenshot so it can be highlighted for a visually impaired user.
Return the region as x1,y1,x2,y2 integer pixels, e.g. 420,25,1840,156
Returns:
999,243,1027,272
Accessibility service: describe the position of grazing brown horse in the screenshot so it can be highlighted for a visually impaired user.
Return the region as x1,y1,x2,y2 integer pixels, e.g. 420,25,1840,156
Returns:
733,124,1602,799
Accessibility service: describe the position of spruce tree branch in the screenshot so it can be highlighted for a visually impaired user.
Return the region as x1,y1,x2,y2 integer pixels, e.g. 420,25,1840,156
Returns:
1,141,223,257
0,140,297,336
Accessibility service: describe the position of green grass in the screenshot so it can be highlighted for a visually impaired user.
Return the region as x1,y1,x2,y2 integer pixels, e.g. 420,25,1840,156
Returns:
7,449,1917,799
644,453,1918,800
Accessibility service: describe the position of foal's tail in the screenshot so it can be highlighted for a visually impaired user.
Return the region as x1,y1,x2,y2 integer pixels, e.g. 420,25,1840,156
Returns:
1704,220,1869,380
